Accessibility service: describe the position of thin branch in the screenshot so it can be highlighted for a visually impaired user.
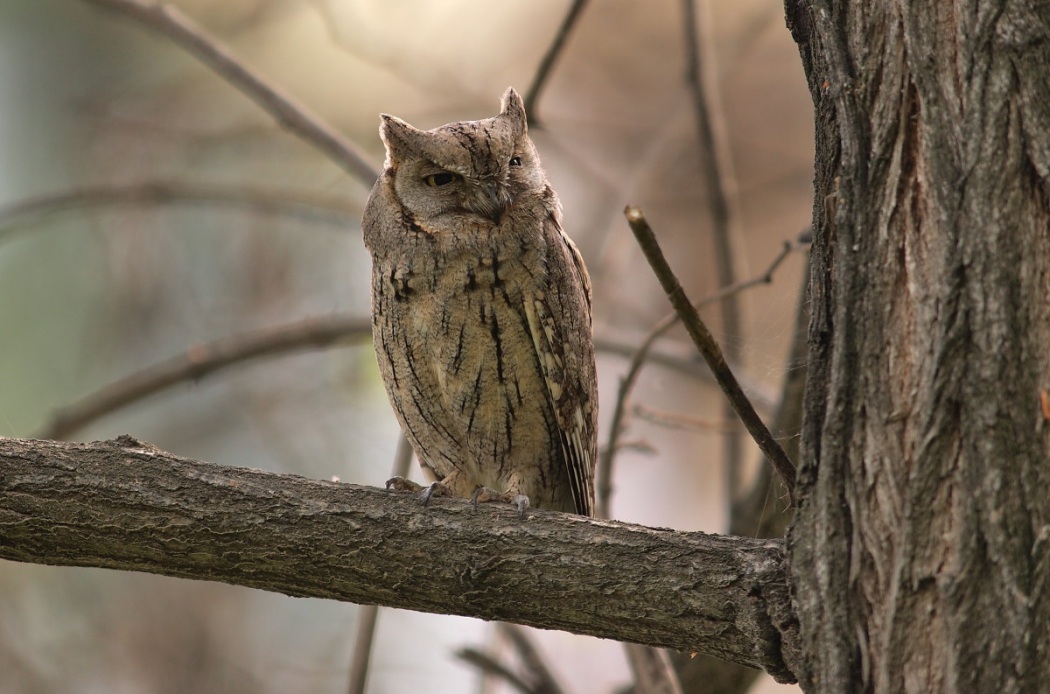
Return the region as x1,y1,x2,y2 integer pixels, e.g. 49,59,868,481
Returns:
623,206,796,499
346,603,379,694
595,337,774,408
0,436,800,683
597,240,797,517
81,0,379,185
728,267,810,538
632,404,733,433
523,0,591,125
37,316,373,440
0,182,357,241
669,258,810,694
497,624,567,694
624,643,684,694
597,312,676,519
457,648,537,694
346,434,413,694
682,0,748,492
598,337,780,411
34,306,774,443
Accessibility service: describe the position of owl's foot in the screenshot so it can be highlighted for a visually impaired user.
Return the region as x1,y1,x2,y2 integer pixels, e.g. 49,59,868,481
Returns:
385,476,423,493
419,481,452,506
470,487,531,518
386,477,452,507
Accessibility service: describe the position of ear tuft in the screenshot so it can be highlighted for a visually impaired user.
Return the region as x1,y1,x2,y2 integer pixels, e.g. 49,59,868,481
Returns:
379,114,424,166
500,87,527,134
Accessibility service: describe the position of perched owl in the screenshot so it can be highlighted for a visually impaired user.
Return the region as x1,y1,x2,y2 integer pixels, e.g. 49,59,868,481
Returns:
362,88,597,517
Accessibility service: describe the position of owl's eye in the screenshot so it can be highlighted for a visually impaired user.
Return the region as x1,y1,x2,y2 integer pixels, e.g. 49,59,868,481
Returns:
424,172,459,187
509,156,523,166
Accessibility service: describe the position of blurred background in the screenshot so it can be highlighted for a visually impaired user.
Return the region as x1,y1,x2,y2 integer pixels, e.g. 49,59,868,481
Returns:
0,1,812,692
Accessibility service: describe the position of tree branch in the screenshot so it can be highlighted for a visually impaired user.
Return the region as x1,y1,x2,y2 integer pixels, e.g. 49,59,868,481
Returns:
523,0,590,125
0,436,798,684
598,239,798,517
36,313,772,443
0,182,357,241
37,316,373,440
682,0,747,492
81,0,379,185
623,206,797,499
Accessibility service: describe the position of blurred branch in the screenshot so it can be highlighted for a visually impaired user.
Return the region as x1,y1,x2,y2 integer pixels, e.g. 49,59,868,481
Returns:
346,434,413,694
347,604,379,694
672,252,809,694
524,0,590,125
0,436,800,684
0,182,358,244
595,338,775,410
623,206,796,499
624,644,684,694
36,307,774,443
37,315,372,440
458,648,538,694
598,239,797,517
631,404,731,433
459,624,567,694
728,265,809,539
497,624,567,694
81,0,379,184
682,0,747,492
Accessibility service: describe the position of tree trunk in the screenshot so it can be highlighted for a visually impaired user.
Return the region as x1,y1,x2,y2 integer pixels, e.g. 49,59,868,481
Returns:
787,1,1050,692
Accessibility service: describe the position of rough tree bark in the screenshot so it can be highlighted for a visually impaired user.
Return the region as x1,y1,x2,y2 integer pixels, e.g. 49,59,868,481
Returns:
0,436,800,684
787,1,1050,692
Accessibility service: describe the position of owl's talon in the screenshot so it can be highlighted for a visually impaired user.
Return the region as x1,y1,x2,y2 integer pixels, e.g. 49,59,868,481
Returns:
385,476,424,493
470,487,530,518
470,486,496,509
419,481,450,506
511,494,530,518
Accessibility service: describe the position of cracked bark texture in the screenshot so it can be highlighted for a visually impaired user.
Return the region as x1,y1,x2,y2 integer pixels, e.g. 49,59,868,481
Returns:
0,436,800,684
787,1,1050,692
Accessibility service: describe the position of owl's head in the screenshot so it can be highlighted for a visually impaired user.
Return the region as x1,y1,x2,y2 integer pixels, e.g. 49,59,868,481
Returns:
379,88,545,224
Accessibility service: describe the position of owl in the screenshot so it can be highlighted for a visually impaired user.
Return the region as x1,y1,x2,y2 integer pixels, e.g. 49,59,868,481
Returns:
362,88,597,516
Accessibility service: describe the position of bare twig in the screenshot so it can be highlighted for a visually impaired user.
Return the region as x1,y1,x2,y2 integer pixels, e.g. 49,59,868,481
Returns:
597,240,796,517
524,0,591,125
458,648,537,694
37,315,372,440
624,643,684,694
623,206,796,499
682,0,748,492
497,624,566,694
632,403,733,433
81,0,379,185
346,434,413,694
34,304,776,444
346,604,379,694
728,267,809,538
0,182,357,240
623,268,809,693
595,338,763,405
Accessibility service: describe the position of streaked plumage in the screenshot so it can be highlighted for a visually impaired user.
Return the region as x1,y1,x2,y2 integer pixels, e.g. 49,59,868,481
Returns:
362,88,597,516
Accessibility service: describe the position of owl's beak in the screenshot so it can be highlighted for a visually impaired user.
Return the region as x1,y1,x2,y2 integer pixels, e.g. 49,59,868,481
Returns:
471,180,512,223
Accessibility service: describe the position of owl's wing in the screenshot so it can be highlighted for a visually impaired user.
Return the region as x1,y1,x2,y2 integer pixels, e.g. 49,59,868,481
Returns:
522,215,598,516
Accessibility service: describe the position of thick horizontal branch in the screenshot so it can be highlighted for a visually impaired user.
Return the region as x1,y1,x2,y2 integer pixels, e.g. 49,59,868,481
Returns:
0,436,798,683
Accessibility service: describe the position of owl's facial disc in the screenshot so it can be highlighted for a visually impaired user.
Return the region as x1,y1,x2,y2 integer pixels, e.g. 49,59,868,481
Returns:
424,141,518,223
